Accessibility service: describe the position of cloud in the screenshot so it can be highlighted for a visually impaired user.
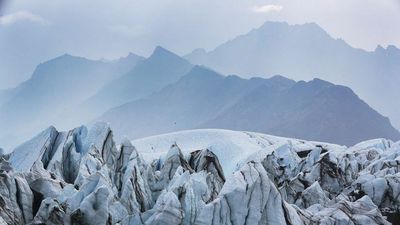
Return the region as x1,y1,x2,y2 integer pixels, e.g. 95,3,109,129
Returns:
252,4,283,13
0,10,49,26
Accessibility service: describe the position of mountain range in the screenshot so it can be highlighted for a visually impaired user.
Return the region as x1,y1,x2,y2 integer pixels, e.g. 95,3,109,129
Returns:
185,21,400,129
81,46,193,116
0,53,143,149
0,22,399,149
97,65,400,146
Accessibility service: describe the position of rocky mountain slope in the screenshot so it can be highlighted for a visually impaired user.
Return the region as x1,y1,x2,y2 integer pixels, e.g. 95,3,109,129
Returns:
185,21,400,130
1,123,399,224
98,66,400,146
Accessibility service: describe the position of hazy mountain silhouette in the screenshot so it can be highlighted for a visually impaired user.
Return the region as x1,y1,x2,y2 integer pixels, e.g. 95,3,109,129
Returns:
97,66,400,145
185,21,400,129
0,53,143,149
1,43,399,149
200,78,400,145
82,46,193,115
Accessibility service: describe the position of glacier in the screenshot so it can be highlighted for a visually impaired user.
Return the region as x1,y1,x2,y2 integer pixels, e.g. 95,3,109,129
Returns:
0,122,399,224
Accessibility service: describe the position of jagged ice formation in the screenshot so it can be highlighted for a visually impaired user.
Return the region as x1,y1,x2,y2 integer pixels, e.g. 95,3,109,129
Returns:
0,123,399,224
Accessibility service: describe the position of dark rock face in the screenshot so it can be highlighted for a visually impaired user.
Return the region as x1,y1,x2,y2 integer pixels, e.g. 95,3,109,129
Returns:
1,124,399,224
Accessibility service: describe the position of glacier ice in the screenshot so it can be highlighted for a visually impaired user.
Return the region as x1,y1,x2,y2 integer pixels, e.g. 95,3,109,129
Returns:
0,123,399,224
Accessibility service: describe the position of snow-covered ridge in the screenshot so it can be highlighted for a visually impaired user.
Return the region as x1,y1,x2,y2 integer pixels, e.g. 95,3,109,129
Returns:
130,129,345,175
0,123,399,224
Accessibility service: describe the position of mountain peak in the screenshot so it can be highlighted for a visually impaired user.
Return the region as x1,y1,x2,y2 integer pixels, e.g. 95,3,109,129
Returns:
117,52,144,62
179,65,223,84
309,78,334,86
188,65,221,77
386,45,400,56
266,75,296,87
295,78,334,91
260,21,289,28
151,46,175,56
46,53,90,65
375,44,400,56
146,46,188,63
53,53,77,60
258,21,329,38
375,45,385,52
387,45,399,51
34,54,89,72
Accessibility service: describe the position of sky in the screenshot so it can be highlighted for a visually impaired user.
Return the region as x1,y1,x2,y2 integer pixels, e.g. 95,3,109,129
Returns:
0,0,399,89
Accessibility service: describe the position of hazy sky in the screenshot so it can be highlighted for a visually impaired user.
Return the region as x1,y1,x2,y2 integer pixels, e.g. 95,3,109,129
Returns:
0,0,399,89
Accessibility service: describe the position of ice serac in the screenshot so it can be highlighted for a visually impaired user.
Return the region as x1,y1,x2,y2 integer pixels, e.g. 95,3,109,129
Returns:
117,139,153,214
0,159,33,225
2,126,400,224
195,161,302,225
189,149,225,201
9,126,59,172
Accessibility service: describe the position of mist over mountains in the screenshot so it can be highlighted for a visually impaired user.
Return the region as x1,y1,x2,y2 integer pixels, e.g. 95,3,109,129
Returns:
82,46,193,118
0,21,399,150
0,53,143,148
185,21,400,129
98,65,399,146
1,0,400,222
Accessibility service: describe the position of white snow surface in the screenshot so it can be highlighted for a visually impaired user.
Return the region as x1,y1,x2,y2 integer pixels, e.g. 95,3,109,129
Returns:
131,129,344,175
